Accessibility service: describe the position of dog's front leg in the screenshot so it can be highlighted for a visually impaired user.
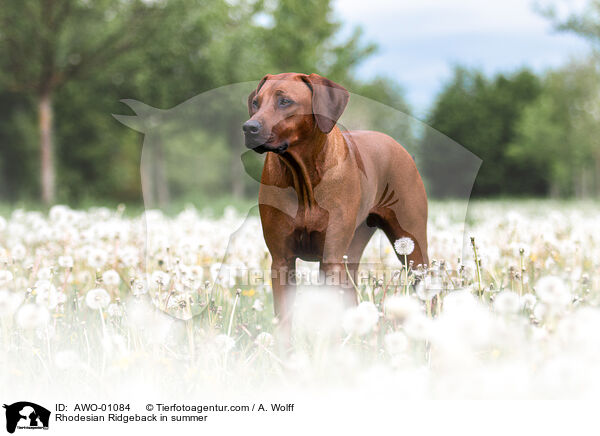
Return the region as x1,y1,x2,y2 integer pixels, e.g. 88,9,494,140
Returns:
320,260,357,308
271,257,296,350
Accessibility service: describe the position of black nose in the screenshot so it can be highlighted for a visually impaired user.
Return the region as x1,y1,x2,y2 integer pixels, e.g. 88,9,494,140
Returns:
242,120,261,135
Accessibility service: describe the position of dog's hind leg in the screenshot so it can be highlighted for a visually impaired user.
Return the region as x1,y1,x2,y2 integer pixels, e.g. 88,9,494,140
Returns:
366,208,428,267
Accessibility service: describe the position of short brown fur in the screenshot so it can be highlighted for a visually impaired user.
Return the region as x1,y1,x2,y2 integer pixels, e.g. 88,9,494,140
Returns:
244,73,429,344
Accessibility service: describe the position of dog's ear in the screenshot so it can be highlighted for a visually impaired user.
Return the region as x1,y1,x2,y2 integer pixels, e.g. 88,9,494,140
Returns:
302,73,349,133
247,74,271,116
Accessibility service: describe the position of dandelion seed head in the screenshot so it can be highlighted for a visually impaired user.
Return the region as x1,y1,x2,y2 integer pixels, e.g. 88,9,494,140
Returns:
342,301,379,336
58,255,74,268
252,299,264,312
494,291,521,315
11,244,26,261
132,279,149,296
536,276,571,308
102,269,120,286
415,278,442,301
87,248,108,269
107,303,123,317
151,271,170,288
403,313,432,341
85,288,111,310
384,295,421,323
0,270,14,286
394,237,415,256
255,332,274,348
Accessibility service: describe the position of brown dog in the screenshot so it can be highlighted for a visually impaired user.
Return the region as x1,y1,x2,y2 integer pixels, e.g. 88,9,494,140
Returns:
243,73,428,339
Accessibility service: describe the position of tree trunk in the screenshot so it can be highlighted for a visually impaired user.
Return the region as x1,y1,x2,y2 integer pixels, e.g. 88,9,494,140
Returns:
549,181,560,198
155,139,170,207
595,153,600,198
38,91,55,205
231,147,245,198
229,120,245,198
141,145,155,208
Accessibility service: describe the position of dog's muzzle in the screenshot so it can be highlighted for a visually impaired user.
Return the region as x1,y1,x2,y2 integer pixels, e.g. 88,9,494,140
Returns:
242,120,288,154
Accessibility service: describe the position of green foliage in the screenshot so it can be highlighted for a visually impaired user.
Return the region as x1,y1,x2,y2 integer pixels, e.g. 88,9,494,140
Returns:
13,0,600,204
421,67,544,197
540,0,600,48
508,56,600,197
0,0,394,206
0,92,38,201
260,0,375,80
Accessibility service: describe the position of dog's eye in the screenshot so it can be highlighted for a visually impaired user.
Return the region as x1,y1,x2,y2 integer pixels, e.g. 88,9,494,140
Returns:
278,97,292,107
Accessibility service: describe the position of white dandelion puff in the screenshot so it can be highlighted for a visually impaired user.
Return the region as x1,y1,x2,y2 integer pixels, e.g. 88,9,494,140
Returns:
58,255,74,268
102,269,120,286
342,301,379,336
403,313,433,341
87,248,108,269
394,237,415,256
85,288,111,310
415,277,443,301
255,332,275,348
107,303,123,317
521,293,537,310
35,283,59,310
536,276,571,308
132,279,149,296
11,244,26,261
36,267,52,280
384,295,421,323
151,271,170,288
0,270,14,286
494,291,521,315
252,299,264,312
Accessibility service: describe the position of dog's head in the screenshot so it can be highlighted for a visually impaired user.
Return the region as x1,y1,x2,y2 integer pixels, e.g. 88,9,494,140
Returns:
243,73,349,154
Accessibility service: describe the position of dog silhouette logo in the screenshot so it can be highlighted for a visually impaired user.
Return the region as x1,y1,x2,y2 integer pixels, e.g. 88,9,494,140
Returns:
3,402,50,433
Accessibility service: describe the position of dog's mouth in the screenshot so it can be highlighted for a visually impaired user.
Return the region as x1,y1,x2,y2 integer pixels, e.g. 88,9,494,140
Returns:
250,141,289,155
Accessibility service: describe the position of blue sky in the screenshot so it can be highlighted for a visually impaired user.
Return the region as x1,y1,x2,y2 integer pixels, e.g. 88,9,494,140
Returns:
334,0,591,116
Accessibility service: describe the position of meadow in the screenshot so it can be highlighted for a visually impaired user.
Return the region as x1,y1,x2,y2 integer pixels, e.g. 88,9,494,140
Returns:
0,199,599,399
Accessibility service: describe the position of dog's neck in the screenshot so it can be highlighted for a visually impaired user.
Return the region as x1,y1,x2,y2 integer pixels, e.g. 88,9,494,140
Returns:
276,125,346,211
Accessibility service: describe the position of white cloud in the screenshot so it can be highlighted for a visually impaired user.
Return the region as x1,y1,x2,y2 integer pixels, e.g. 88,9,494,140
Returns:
334,0,591,113
336,0,589,38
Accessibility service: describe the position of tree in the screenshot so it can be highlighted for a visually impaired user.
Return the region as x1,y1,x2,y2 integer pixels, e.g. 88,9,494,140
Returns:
0,0,163,204
0,0,402,206
508,57,600,197
199,0,377,199
421,67,543,197
262,0,375,83
539,0,600,48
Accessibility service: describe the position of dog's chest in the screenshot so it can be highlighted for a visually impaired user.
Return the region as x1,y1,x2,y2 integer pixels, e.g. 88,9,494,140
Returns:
289,207,328,260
